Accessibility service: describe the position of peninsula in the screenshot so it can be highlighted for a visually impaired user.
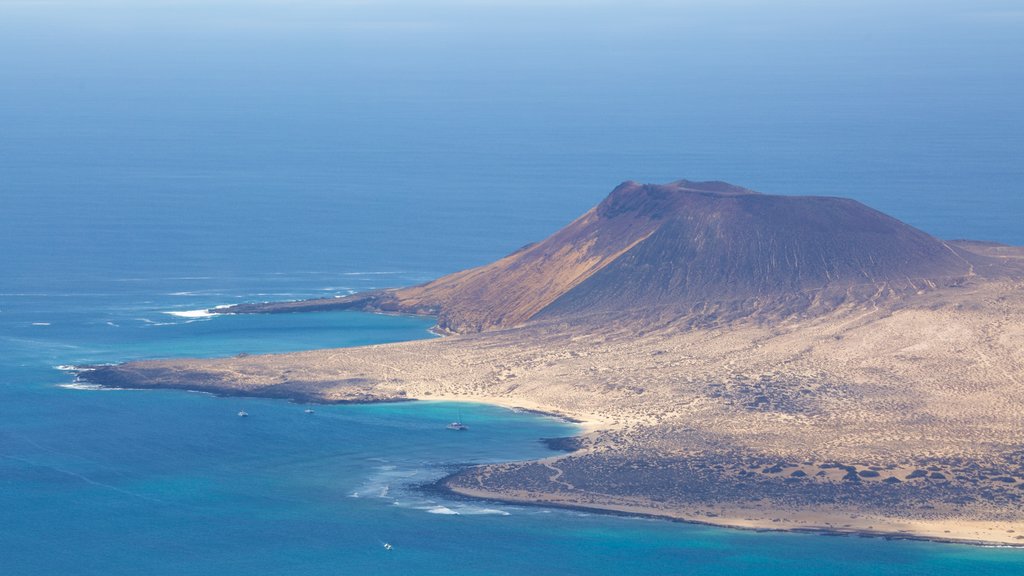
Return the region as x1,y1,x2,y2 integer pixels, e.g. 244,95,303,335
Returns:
78,180,1024,545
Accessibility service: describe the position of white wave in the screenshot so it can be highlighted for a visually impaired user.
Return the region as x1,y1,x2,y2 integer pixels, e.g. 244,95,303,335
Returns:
55,364,87,372
350,479,392,499
105,321,120,327
58,383,126,391
31,322,51,326
412,502,511,516
168,290,232,297
137,317,197,326
349,484,390,499
58,382,103,390
136,318,178,326
349,463,434,500
340,271,409,276
137,318,187,326
162,304,232,319
54,363,112,372
459,507,510,516
164,309,216,319
182,389,216,398
425,505,459,515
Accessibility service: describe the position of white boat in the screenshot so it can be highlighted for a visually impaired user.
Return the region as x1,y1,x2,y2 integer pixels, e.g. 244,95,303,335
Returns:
383,543,393,551
304,409,315,414
238,410,248,417
447,410,468,430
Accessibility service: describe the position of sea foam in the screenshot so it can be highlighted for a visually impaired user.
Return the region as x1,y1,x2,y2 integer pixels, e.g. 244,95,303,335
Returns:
58,383,128,391
163,304,232,319
164,309,215,319
425,506,459,515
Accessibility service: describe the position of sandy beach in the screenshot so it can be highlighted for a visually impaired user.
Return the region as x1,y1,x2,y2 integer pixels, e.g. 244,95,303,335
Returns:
444,484,1024,547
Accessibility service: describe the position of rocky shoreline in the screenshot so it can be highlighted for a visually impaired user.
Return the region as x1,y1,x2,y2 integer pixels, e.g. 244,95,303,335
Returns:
433,476,1024,549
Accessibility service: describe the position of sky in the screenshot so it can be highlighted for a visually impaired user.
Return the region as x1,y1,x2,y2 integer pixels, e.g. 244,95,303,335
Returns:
1,0,1022,280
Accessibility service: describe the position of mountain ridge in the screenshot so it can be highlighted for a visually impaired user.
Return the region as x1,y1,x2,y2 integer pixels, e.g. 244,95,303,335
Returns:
222,180,1001,333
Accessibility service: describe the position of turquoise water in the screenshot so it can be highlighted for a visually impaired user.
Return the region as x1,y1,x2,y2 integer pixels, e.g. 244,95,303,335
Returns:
2,286,1024,575
2,0,1024,573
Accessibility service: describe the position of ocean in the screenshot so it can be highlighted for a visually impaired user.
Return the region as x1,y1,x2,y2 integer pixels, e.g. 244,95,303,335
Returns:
1,0,1023,574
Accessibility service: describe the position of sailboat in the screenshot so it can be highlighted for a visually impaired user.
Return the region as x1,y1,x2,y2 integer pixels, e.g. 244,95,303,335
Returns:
446,410,468,431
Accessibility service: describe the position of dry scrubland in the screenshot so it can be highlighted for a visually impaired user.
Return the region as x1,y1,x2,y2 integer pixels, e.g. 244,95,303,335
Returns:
80,182,1024,545
86,276,1024,545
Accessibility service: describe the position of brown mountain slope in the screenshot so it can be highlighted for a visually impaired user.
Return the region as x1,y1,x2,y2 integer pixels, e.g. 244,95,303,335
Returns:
538,185,981,323
223,180,995,333
379,180,724,332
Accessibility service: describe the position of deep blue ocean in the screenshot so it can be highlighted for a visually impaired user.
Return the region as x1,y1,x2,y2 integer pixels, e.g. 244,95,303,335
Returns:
2,0,1023,574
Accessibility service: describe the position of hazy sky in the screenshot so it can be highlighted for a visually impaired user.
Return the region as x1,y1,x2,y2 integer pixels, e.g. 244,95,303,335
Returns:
2,0,1022,277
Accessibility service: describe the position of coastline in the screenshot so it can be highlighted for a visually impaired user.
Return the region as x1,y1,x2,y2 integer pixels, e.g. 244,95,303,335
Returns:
74,372,1024,548
440,482,1024,549
398,367,1024,549
70,277,1024,550
76,369,1024,548
411,393,611,434
73,365,604,430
